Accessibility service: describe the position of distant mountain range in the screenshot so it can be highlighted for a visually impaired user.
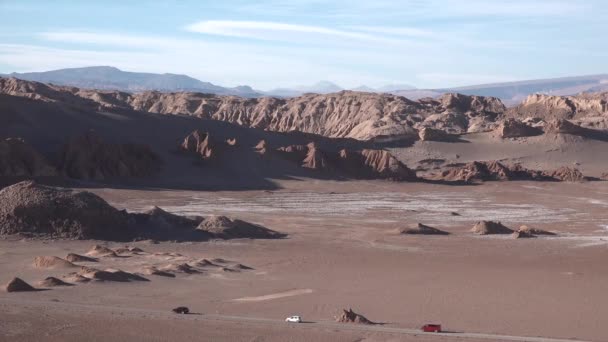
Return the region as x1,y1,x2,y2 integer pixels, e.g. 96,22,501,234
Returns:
393,74,608,105
1,66,261,97
2,66,607,105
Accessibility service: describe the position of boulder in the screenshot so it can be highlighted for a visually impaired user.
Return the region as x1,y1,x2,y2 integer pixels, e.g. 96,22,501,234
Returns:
418,127,456,142
498,119,542,138
471,221,514,235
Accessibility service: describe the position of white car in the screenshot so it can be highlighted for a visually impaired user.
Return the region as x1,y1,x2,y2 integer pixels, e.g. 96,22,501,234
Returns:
285,315,302,323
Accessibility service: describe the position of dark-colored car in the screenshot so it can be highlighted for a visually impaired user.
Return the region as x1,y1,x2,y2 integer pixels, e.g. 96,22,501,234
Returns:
421,324,442,333
172,306,190,314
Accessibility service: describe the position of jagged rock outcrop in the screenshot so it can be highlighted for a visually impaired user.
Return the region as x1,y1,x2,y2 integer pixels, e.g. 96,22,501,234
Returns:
349,149,417,181
432,161,548,183
336,309,374,324
471,221,514,235
498,119,543,138
549,167,586,182
399,223,449,235
59,131,161,180
0,79,509,142
511,93,608,120
0,181,131,240
544,119,590,136
181,130,215,159
302,142,331,170
0,138,57,178
268,140,417,181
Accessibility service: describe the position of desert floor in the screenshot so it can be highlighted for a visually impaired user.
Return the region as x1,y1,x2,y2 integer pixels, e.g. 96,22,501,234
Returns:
2,180,608,342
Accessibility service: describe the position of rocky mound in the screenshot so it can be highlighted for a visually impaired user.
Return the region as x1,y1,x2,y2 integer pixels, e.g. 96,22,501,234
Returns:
137,206,201,230
4,277,37,292
79,268,149,282
38,277,74,287
0,138,57,178
511,230,535,239
197,215,285,239
471,221,514,235
62,273,91,283
498,119,543,138
549,167,586,182
86,245,118,257
66,253,98,263
59,131,161,181
517,225,557,236
159,263,200,274
336,308,374,325
33,256,76,269
544,119,590,136
0,181,132,240
141,266,176,278
399,223,449,235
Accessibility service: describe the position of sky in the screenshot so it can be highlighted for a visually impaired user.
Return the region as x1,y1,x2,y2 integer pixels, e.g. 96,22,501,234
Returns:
0,0,606,90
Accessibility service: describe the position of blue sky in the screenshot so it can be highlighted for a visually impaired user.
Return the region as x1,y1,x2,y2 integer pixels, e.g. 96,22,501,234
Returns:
0,0,606,90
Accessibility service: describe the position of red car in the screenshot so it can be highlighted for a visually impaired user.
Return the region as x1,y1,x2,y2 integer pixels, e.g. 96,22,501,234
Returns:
421,324,442,333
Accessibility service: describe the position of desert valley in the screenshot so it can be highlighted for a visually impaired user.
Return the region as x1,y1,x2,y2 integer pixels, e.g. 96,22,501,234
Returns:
0,73,608,342
1,1,608,340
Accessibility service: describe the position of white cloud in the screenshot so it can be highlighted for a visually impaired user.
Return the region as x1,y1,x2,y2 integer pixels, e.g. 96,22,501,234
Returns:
184,20,413,45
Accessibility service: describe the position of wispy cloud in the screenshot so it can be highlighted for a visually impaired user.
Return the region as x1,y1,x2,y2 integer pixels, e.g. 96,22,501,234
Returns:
184,20,417,45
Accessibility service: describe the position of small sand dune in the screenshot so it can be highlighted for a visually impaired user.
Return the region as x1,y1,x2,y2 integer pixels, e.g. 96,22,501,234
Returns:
233,288,313,302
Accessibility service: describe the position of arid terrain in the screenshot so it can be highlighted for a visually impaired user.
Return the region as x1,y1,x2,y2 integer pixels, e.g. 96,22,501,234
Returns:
2,78,608,341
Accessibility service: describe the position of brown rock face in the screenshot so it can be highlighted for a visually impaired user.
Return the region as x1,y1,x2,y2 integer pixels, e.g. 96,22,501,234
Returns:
0,181,131,240
336,309,374,324
4,277,37,292
498,119,543,138
59,131,161,180
471,221,514,235
0,138,57,178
